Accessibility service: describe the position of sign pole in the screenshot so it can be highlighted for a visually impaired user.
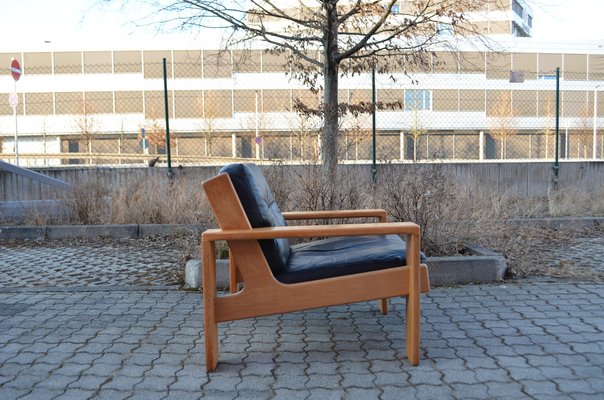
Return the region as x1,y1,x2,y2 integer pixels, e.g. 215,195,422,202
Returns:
9,58,22,166
13,81,18,166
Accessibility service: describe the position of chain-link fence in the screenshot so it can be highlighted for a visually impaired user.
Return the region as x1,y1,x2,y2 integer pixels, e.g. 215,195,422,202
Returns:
1,50,603,166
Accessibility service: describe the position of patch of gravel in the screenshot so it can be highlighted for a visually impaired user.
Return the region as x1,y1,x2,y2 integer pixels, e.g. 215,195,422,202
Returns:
0,235,195,288
486,224,604,282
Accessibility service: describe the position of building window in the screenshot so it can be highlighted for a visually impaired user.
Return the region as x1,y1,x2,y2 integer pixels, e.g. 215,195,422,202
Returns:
405,90,432,111
512,0,524,18
512,22,529,37
437,22,454,36
383,2,400,14
538,73,556,80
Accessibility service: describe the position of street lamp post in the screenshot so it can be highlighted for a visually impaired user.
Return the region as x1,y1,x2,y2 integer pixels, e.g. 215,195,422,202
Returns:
594,85,600,160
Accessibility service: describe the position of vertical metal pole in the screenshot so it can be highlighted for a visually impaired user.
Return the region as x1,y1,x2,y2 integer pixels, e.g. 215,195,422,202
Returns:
479,131,484,161
13,81,19,166
553,67,560,182
594,85,599,160
371,62,377,184
163,58,173,178
255,90,260,159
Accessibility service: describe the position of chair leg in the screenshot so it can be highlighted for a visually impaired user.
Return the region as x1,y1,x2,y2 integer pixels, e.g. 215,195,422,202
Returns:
405,293,420,365
405,235,421,366
203,240,219,372
379,298,388,315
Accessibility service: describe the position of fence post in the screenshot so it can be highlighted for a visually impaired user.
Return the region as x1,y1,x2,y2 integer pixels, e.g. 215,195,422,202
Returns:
231,134,237,158
553,67,560,182
162,58,173,178
479,131,484,161
594,85,600,160
399,131,405,161
371,62,377,184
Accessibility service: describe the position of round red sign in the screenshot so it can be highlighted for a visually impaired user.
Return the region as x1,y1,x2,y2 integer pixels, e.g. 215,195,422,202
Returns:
10,59,21,81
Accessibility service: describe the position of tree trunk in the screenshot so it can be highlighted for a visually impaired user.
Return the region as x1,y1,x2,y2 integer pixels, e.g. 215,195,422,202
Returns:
322,67,338,176
321,1,339,181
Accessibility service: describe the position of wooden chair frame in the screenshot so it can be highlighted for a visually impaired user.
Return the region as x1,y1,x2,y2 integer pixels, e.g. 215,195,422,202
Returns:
202,172,430,372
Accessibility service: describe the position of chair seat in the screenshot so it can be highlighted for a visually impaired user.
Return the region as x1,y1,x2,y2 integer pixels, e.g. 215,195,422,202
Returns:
276,235,426,284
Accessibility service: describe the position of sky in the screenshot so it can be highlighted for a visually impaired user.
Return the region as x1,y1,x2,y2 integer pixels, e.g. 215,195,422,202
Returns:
0,0,603,49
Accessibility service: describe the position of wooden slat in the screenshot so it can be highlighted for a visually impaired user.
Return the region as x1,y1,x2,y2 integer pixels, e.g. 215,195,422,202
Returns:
282,209,388,220
213,264,430,322
202,222,420,241
405,233,421,366
202,240,218,371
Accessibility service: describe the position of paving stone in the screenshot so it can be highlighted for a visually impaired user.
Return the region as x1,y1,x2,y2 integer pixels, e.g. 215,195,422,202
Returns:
272,388,311,400
340,372,376,388
557,378,599,394
408,369,444,386
1,237,604,399
164,390,203,400
382,385,418,399
203,376,243,391
18,389,64,400
101,375,143,391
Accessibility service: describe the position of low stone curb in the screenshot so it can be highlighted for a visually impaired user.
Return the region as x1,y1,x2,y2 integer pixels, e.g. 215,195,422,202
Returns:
184,243,507,289
427,243,507,286
0,224,201,241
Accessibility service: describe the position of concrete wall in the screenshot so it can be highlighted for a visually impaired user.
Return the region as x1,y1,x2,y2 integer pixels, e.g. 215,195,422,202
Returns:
1,161,603,201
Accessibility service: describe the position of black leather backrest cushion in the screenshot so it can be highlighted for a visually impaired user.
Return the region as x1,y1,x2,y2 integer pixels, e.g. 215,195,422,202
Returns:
219,163,290,274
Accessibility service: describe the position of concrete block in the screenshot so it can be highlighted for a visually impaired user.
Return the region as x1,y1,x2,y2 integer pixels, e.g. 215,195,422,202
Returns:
185,259,230,290
0,226,46,241
46,224,138,240
426,254,507,286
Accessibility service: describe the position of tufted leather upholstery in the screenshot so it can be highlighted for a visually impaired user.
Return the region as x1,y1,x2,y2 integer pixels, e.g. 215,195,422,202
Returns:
220,163,290,275
220,163,424,284
277,235,426,284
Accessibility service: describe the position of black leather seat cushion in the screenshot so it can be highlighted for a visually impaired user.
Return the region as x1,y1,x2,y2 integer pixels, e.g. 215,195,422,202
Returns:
276,235,426,284
220,163,290,275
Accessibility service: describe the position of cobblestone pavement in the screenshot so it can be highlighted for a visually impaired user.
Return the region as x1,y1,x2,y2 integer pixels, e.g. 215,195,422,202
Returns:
0,238,183,288
538,236,604,281
0,235,603,399
0,282,603,399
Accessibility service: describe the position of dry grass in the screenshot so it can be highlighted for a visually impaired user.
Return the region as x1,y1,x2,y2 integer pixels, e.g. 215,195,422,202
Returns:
18,164,603,281
49,175,215,227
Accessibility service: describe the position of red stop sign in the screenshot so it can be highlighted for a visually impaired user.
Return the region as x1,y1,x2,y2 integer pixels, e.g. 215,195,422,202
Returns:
10,59,21,81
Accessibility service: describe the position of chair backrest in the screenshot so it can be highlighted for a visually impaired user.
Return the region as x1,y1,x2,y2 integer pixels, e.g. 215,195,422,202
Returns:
219,163,290,275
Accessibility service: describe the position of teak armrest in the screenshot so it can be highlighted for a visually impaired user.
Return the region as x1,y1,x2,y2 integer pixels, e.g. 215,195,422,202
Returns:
202,222,419,242
282,209,388,221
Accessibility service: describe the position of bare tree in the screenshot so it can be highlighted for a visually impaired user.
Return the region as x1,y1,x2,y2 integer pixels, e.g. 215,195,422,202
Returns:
105,0,495,177
286,110,322,161
196,94,216,158
405,89,429,161
488,91,517,160
73,100,99,165
342,112,371,161
141,108,175,161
